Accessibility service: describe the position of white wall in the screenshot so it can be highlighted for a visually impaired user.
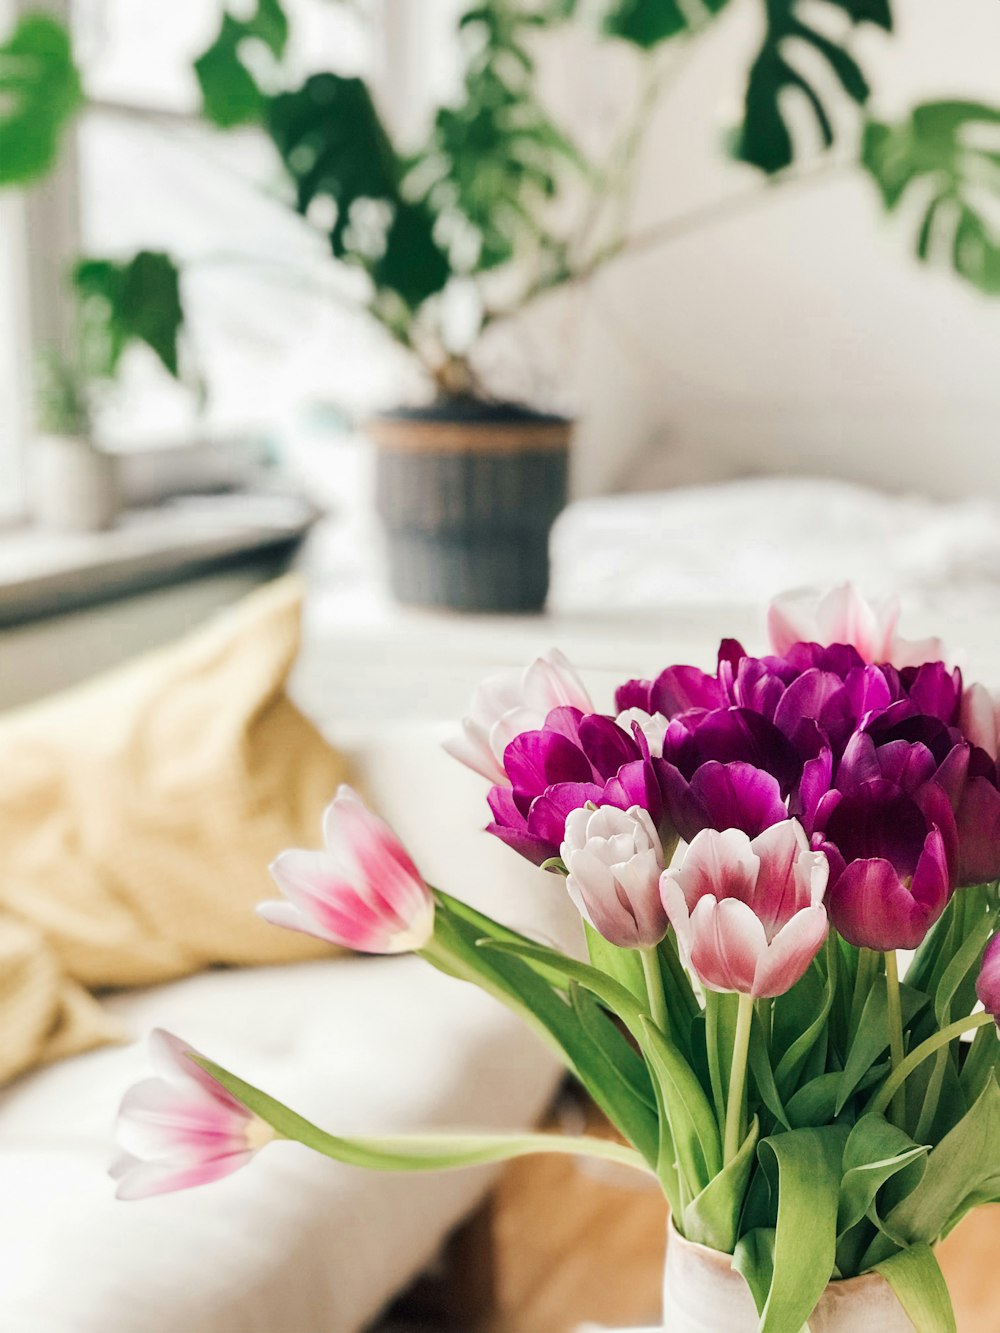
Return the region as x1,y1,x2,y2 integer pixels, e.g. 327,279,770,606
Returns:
562,1,1000,498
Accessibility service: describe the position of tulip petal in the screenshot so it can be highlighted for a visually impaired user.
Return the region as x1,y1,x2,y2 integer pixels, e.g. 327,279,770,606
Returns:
687,761,787,840
667,827,758,912
650,665,726,718
691,897,766,995
113,1150,254,1201
752,905,828,997
750,820,816,936
116,1079,249,1161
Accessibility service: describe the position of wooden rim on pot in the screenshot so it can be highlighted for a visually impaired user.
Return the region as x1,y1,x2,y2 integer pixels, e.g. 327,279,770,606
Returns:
367,418,572,456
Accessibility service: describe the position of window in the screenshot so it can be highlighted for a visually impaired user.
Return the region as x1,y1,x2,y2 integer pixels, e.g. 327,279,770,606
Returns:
2,0,460,516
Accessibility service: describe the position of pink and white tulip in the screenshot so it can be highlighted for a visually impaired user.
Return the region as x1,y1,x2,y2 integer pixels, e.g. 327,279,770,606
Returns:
660,821,829,999
767,583,945,669
445,649,593,785
259,785,434,953
111,1030,274,1200
961,681,1000,761
561,803,668,949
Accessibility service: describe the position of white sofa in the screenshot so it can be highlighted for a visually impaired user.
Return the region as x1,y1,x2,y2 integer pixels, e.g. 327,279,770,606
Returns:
0,724,581,1333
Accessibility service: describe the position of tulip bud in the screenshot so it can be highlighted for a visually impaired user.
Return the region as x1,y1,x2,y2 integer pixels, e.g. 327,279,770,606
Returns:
976,932,1000,1026
111,1030,273,1200
445,649,593,784
768,583,945,670
561,803,668,949
259,786,434,954
961,682,1000,761
616,707,669,757
660,821,829,998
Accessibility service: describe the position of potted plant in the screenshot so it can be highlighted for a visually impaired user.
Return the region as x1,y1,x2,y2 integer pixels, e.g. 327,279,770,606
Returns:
112,586,1000,1330
7,3,1000,600
32,250,191,532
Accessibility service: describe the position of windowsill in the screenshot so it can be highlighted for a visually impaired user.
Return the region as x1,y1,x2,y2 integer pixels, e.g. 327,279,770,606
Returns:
0,490,317,626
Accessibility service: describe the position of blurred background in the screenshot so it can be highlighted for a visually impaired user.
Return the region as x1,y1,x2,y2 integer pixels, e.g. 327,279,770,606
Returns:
2,0,1000,708
3,4,1000,1330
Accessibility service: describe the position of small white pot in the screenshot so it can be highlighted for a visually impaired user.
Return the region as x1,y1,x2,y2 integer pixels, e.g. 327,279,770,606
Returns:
32,434,120,533
662,1223,913,1332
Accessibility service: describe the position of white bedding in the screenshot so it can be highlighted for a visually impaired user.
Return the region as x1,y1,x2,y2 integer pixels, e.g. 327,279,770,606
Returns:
0,727,580,1333
0,957,558,1333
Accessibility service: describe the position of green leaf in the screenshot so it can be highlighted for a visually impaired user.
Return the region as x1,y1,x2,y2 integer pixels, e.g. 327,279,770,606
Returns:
0,14,82,186
873,1245,956,1333
568,983,660,1166
640,1016,723,1201
604,0,732,47
755,1125,847,1333
837,1114,929,1240
705,989,739,1125
773,953,834,1096
683,1117,759,1253
72,251,186,380
433,911,660,1166
959,1021,1000,1105
584,923,648,1003
733,0,888,174
417,4,588,275
733,1227,776,1316
837,976,926,1114
862,1073,1000,1268
266,73,451,310
196,1055,650,1175
862,102,1000,296
194,0,289,129
748,1009,790,1130
933,886,998,1028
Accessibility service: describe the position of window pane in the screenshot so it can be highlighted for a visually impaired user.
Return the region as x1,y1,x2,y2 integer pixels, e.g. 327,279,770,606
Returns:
0,196,29,519
73,0,413,447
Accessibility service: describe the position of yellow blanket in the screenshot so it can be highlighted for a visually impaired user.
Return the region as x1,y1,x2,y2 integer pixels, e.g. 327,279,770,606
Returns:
0,577,350,1087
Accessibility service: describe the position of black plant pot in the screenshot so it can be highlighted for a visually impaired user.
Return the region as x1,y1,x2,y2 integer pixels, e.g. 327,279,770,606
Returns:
371,399,571,614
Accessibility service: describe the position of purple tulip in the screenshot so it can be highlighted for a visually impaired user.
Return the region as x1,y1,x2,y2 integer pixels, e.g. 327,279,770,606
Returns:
486,706,667,865
953,747,1000,886
813,774,954,950
975,931,1000,1024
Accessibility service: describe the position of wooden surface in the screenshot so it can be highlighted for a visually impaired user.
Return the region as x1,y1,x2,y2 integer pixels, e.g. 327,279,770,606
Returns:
384,1093,1000,1332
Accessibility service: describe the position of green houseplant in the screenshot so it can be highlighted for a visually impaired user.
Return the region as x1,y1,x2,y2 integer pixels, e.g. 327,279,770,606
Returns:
5,2,1000,597
32,250,189,531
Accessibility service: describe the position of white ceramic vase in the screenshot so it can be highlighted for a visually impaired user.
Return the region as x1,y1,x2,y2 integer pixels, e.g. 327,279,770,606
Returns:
32,434,120,532
661,1224,913,1332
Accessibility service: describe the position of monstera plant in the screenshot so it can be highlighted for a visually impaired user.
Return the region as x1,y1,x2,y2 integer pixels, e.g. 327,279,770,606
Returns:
4,0,1000,601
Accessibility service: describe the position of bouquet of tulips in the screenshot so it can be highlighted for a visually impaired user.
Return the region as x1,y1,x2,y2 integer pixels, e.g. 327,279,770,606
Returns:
113,586,1000,1333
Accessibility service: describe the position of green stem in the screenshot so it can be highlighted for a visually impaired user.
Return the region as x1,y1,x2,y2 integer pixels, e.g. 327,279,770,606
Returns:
197,1054,654,1176
869,1012,995,1119
724,992,754,1165
849,947,879,1041
884,951,906,1126
642,947,669,1033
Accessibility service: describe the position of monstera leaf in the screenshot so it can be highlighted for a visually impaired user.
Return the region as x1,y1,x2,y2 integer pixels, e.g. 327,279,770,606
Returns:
863,101,1000,295
734,0,892,173
267,74,450,309
74,251,185,379
195,0,289,129
603,0,731,47
0,13,82,185
420,2,587,272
